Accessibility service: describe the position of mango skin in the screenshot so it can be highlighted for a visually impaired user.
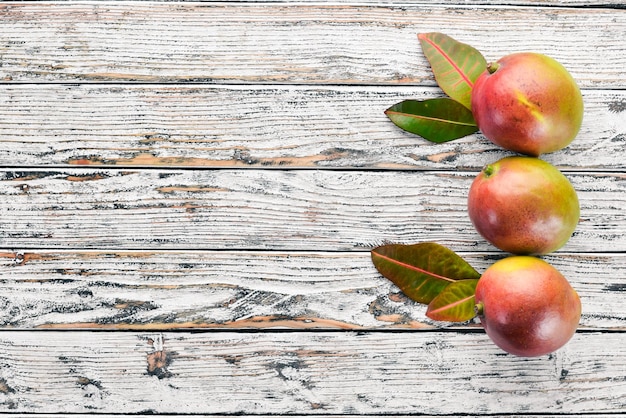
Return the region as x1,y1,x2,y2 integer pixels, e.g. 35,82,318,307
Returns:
475,256,581,357
471,52,583,157
467,156,579,255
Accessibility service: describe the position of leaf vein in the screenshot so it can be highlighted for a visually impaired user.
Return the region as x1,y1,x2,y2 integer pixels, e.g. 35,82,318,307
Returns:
386,110,477,127
423,36,474,89
428,294,474,315
372,252,455,283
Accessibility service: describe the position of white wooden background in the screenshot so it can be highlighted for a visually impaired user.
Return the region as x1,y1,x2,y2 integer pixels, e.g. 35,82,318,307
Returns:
0,1,625,416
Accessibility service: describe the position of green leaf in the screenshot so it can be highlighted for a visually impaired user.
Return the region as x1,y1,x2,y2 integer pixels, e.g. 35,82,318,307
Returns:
418,32,487,110
371,242,481,304
426,279,479,322
385,98,478,143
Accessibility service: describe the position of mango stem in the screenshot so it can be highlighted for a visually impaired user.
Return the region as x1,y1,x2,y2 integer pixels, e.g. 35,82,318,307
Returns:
474,302,484,317
487,62,500,74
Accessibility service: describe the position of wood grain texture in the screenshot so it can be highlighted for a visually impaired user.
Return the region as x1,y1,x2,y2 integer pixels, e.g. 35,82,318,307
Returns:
0,3,624,86
0,84,624,170
0,416,607,418
1,0,625,416
0,169,623,252
0,416,606,418
0,250,623,330
0,331,624,414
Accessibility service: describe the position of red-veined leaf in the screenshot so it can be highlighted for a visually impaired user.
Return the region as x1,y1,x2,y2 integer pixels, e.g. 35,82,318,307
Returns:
371,242,481,304
418,32,487,110
385,98,478,143
426,279,479,322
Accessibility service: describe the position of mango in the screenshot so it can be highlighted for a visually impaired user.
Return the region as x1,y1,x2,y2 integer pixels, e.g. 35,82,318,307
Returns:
475,256,581,357
467,156,579,255
471,52,583,156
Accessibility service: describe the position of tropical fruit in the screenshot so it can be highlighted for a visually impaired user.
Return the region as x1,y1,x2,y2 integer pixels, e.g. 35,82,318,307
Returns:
474,256,581,357
471,52,584,156
467,156,579,255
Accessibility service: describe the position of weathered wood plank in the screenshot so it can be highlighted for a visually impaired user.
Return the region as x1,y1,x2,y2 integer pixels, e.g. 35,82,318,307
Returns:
1,3,624,87
0,85,624,170
0,1,622,417
12,413,626,418
0,250,623,330
0,330,623,414
0,169,623,252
